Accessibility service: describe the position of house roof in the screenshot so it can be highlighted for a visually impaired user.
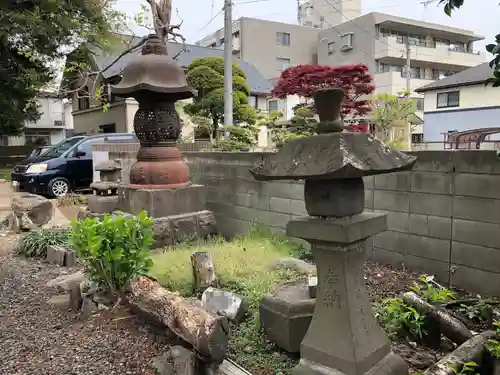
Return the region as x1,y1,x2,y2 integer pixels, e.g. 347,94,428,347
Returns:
90,36,272,95
415,62,492,93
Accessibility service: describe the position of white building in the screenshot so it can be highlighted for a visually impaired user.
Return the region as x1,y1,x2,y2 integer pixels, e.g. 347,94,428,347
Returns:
6,92,73,146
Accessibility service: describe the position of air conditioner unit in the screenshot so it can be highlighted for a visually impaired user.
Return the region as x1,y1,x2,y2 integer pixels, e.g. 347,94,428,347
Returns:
54,120,63,127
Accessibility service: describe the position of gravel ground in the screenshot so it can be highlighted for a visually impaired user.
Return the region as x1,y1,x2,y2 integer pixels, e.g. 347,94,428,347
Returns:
0,235,170,375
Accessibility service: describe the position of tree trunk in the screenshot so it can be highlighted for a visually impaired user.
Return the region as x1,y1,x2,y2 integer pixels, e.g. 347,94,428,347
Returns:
402,292,472,345
423,331,496,374
126,276,230,362
191,252,217,291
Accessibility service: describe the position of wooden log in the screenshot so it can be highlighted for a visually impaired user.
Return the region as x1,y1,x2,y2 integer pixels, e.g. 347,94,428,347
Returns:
191,252,217,290
204,358,253,375
424,331,496,374
402,292,472,345
126,276,230,362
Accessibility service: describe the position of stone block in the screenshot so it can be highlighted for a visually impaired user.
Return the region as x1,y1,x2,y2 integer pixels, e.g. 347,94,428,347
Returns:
373,191,409,212
259,278,315,353
46,271,87,292
270,257,316,275
64,249,77,267
453,219,500,249
411,171,452,195
451,241,500,274
374,172,410,191
454,173,500,199
453,196,500,224
118,184,207,218
373,231,409,252
409,193,451,217
286,212,387,244
450,265,500,296
87,195,120,214
201,287,247,323
409,214,452,240
46,245,66,266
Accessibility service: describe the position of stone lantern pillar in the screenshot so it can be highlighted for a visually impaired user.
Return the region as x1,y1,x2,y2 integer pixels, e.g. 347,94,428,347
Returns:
250,88,416,375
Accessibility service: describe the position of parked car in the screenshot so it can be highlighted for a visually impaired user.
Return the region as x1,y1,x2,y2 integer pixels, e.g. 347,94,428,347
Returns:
11,133,137,197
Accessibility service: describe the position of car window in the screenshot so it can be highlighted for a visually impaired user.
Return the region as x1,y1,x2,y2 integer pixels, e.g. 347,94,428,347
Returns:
73,137,105,157
42,137,84,158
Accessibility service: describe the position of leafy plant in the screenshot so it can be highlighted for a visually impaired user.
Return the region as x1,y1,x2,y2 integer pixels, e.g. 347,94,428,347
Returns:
457,299,494,321
375,297,426,339
410,275,455,304
16,226,71,257
451,362,479,374
485,321,500,358
69,211,154,300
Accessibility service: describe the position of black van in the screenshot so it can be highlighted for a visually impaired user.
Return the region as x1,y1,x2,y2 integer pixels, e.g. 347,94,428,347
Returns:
11,133,137,197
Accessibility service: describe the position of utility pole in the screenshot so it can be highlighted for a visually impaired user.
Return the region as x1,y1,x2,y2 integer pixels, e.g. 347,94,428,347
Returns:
405,38,411,96
223,0,233,139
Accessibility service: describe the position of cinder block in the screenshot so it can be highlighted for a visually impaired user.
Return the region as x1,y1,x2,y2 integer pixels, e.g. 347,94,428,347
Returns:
407,234,450,262
409,193,451,217
453,219,500,249
452,241,500,274
455,173,500,199
373,191,410,212
409,214,452,240
373,230,409,252
374,172,411,191
411,172,452,195
453,196,500,224
450,265,500,296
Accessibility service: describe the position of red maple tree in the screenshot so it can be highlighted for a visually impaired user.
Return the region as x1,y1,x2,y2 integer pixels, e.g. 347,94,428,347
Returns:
271,64,375,121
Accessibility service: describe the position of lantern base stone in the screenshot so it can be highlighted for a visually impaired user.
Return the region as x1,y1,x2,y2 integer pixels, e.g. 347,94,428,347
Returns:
118,184,207,218
286,214,408,375
87,195,120,214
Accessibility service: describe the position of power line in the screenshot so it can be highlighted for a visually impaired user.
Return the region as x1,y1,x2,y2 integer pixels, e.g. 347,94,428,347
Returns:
194,8,224,37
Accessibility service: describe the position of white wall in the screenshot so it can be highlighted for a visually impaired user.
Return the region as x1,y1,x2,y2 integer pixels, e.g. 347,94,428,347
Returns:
26,97,64,129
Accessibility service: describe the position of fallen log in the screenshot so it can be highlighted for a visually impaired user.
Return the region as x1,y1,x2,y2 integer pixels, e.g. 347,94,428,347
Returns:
403,292,472,345
423,331,496,374
126,276,230,363
191,252,217,290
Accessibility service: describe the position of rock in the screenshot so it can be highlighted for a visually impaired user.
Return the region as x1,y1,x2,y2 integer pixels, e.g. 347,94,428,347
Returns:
80,296,97,318
259,278,315,353
11,194,54,227
201,287,247,323
48,294,70,310
6,212,20,233
46,245,66,266
46,271,87,292
270,257,316,275
152,355,174,375
69,283,82,311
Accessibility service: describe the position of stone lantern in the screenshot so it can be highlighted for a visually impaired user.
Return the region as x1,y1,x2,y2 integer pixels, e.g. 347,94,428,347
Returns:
111,34,209,219
250,88,416,375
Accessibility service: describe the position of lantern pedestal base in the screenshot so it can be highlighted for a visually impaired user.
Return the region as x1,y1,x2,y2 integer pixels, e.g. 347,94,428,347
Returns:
286,213,408,375
118,184,207,218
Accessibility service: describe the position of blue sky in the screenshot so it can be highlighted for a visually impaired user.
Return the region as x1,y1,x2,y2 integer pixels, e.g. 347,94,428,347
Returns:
117,0,500,53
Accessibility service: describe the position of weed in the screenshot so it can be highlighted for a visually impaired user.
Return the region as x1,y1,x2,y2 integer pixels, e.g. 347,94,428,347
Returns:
375,297,426,340
70,211,153,299
56,193,88,207
457,299,494,321
410,275,455,304
16,226,70,257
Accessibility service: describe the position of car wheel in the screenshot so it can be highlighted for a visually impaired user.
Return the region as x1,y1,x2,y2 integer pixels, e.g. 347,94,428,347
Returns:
48,178,70,198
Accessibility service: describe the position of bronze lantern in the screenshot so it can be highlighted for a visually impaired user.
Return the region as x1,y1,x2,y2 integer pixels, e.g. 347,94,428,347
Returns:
112,34,197,188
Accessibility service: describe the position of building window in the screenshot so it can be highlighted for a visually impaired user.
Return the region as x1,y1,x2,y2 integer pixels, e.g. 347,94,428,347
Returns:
437,91,460,108
77,86,90,110
340,33,353,51
327,42,335,56
24,130,51,145
268,100,278,112
276,57,291,72
276,32,290,46
413,98,424,111
412,133,424,143
402,67,421,79
248,96,257,109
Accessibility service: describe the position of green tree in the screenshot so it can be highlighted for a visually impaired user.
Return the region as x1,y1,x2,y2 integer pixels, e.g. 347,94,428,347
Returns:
271,107,317,149
371,92,416,143
184,56,257,140
0,0,125,135
439,0,500,86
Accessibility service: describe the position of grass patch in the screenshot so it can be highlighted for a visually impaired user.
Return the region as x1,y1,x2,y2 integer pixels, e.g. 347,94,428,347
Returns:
149,226,306,374
0,168,11,181
16,226,71,257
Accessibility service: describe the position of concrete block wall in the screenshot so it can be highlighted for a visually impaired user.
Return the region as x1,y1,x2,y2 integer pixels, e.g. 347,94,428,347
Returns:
93,143,500,295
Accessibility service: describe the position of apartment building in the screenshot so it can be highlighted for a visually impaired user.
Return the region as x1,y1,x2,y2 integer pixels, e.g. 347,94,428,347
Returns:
298,0,361,29
196,17,320,80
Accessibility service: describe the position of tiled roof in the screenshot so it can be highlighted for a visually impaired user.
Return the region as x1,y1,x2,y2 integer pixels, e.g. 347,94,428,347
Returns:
91,36,272,95
415,62,492,93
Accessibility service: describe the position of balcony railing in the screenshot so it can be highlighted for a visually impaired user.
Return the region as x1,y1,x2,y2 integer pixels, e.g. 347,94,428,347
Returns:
394,37,480,55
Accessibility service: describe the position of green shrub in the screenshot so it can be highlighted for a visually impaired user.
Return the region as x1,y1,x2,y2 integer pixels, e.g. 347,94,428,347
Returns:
375,297,426,340
70,211,154,299
410,275,455,304
16,226,70,257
